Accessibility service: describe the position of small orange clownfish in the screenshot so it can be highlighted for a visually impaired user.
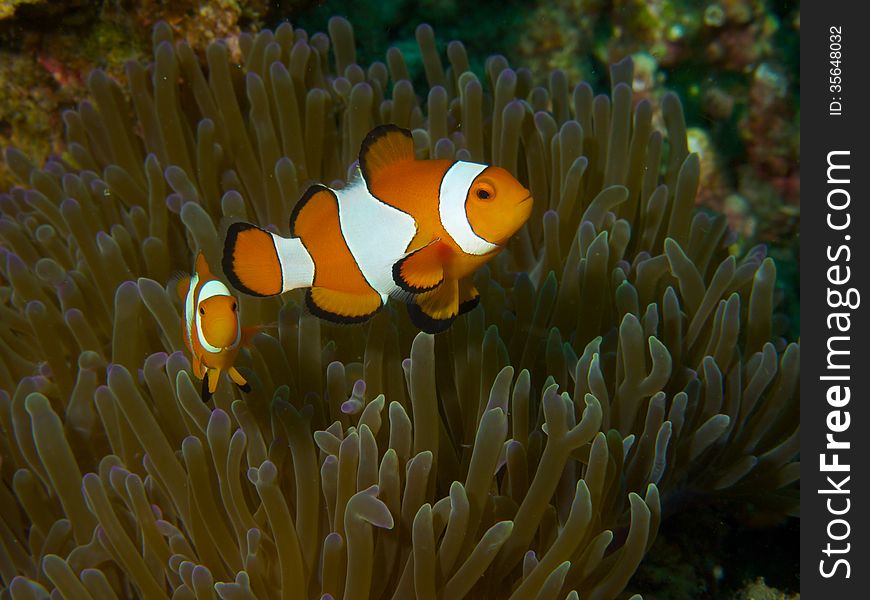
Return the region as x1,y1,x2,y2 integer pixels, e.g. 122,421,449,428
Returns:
176,253,258,401
222,124,533,333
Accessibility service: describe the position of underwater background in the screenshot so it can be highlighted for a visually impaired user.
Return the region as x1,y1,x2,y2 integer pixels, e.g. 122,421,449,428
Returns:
0,0,799,598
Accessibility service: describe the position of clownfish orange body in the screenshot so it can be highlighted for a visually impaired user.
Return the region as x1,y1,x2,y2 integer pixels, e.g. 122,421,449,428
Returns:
222,125,533,333
176,253,258,400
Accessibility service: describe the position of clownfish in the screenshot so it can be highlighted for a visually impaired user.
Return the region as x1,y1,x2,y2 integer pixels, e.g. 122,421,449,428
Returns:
176,253,258,400
222,124,533,333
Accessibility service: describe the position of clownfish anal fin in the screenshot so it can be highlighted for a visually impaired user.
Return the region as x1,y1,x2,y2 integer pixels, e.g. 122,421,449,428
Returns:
358,124,416,184
305,286,383,325
407,303,454,334
458,279,480,316
393,241,445,294
407,278,459,334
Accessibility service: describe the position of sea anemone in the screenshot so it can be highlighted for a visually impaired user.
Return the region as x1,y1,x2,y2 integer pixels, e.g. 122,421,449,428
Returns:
0,16,798,599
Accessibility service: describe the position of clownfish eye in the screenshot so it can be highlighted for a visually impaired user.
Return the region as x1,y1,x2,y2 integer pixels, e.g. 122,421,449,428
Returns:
199,306,205,315
475,182,495,201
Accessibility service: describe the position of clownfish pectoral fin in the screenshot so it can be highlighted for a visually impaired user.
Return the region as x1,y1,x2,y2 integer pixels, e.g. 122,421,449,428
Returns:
228,367,250,392
306,286,383,325
458,279,481,316
240,326,260,347
392,240,445,294
407,278,460,334
230,368,251,393
358,124,416,184
223,222,284,297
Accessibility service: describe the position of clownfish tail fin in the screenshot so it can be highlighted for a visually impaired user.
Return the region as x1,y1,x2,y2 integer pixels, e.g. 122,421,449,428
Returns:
223,222,314,297
223,222,280,296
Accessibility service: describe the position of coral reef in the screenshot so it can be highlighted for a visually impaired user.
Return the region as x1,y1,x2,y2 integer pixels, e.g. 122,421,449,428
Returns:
629,497,798,598
0,49,76,192
734,577,799,600
0,0,272,189
0,15,798,600
736,62,799,243
517,0,784,81
515,0,800,250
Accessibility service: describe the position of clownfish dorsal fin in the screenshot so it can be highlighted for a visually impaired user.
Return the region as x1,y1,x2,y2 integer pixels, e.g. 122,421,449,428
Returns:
392,239,445,294
194,252,211,278
358,124,416,184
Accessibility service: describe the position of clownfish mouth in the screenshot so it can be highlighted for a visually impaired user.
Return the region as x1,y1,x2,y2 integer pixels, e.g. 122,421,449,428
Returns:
519,195,532,204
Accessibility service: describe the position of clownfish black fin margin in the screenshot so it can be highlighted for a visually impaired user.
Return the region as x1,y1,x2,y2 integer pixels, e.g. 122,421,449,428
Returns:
358,124,416,184
392,241,445,294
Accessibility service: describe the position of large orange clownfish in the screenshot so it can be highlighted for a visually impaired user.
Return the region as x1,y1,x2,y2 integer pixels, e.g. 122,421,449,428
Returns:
177,253,258,400
222,125,533,333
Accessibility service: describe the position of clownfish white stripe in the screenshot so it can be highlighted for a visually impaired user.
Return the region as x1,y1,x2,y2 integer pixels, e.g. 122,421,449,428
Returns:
336,177,417,301
271,233,315,292
185,273,199,351
198,279,233,302
439,161,500,256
